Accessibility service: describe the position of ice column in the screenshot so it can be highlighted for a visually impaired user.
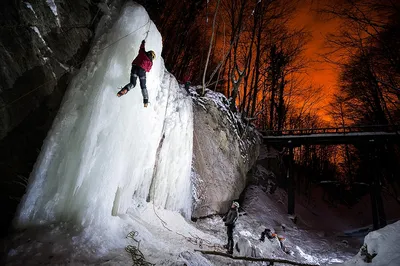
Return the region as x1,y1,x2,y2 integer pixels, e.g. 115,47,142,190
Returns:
15,2,193,230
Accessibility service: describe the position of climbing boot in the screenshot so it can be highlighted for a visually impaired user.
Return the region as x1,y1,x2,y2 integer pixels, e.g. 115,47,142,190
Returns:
117,88,128,97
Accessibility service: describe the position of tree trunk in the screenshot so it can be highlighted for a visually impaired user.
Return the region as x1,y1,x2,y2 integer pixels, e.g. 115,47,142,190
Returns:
202,0,221,96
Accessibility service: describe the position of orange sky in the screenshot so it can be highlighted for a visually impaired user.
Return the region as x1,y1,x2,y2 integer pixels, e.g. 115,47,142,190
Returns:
290,1,341,121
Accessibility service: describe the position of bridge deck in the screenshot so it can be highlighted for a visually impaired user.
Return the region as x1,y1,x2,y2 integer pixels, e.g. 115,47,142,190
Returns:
261,125,398,224
261,126,400,146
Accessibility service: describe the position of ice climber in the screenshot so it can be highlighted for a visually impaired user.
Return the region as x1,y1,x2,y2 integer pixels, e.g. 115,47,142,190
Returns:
222,201,239,254
117,39,156,107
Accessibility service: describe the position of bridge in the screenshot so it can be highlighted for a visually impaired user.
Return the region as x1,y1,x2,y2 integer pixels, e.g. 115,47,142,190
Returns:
260,125,400,230
261,125,400,146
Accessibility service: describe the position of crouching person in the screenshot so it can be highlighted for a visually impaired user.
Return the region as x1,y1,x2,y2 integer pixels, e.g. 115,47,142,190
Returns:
260,228,291,254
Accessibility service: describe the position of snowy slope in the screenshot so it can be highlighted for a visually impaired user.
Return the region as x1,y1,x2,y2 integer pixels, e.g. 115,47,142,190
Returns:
239,186,357,264
340,221,400,266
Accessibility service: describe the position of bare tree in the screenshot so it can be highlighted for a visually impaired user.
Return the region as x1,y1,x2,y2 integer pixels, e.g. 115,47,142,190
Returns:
319,0,400,228
202,0,221,95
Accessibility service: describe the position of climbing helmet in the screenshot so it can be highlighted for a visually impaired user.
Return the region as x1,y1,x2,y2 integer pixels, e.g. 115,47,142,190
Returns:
148,50,156,60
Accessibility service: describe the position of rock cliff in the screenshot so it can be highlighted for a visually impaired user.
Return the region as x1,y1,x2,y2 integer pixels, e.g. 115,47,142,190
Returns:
0,0,111,139
0,0,120,236
191,89,260,218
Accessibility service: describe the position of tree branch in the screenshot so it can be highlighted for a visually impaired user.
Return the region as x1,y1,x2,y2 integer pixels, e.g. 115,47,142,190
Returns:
195,249,319,266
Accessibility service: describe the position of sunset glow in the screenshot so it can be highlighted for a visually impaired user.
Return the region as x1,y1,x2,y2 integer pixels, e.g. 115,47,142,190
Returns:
290,1,342,122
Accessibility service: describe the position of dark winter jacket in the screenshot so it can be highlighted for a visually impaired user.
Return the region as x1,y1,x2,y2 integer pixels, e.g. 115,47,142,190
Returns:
223,207,238,226
132,40,153,72
260,228,275,242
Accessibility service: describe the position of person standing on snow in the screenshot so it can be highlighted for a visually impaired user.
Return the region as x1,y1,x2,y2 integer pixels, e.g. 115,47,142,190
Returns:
181,72,192,94
117,39,156,107
223,201,239,254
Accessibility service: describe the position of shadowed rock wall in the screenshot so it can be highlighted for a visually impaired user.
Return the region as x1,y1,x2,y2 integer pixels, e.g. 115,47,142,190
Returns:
0,0,117,237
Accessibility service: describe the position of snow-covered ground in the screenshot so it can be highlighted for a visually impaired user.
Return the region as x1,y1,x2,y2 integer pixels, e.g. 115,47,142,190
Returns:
194,185,357,265
4,2,400,266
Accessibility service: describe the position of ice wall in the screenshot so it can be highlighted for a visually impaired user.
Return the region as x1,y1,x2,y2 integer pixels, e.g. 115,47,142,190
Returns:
15,2,193,230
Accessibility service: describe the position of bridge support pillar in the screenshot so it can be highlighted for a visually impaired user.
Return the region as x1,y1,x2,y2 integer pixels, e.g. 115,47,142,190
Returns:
369,139,387,230
288,141,295,215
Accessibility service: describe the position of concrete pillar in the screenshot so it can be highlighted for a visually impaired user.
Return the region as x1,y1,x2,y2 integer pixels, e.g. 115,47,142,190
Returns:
288,141,295,215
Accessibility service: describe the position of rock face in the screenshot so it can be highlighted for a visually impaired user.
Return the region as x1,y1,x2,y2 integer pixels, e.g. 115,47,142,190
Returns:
191,89,260,218
0,0,119,236
0,0,105,139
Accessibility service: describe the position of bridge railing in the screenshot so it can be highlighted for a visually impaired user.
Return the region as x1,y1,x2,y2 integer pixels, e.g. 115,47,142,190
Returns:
261,124,400,136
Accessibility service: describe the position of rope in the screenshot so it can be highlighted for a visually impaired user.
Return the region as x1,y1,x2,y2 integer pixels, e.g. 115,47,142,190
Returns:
133,77,224,252
0,19,151,110
148,128,222,251
125,231,155,266
148,75,174,231
144,19,151,40
150,205,223,251
143,77,223,251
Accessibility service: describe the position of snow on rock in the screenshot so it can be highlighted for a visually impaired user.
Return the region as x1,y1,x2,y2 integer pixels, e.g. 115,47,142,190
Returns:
235,236,262,257
340,220,400,266
46,0,61,27
30,26,52,53
24,2,37,17
8,2,193,264
190,88,260,218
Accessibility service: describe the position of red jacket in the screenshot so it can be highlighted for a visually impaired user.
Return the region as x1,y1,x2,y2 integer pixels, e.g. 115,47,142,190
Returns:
132,41,153,72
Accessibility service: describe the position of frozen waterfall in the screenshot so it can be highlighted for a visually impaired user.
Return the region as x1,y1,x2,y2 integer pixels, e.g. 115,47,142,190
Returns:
15,2,193,231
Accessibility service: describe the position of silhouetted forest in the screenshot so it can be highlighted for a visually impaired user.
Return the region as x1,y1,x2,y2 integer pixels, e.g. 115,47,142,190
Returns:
139,0,400,216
